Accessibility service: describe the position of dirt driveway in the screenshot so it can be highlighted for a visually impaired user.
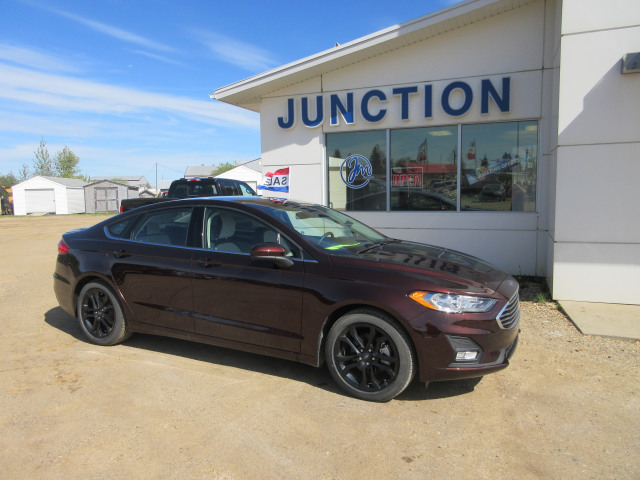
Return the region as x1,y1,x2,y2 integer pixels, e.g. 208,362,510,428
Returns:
0,214,638,479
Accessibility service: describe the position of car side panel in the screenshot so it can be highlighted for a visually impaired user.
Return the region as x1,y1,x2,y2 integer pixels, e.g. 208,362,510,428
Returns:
191,250,304,352
109,241,195,332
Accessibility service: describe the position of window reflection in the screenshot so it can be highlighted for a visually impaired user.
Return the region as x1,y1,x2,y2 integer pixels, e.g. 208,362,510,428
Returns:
326,120,537,213
327,130,387,211
390,126,458,211
461,121,537,212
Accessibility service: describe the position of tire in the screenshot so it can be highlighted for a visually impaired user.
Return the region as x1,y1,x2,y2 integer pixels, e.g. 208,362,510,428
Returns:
325,310,416,402
77,281,129,346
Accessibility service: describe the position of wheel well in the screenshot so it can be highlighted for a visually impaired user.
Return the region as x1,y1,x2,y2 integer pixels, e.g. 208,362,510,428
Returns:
73,276,112,313
317,304,418,373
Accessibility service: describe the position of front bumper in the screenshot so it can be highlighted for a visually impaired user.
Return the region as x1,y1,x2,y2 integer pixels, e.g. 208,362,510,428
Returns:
411,292,520,382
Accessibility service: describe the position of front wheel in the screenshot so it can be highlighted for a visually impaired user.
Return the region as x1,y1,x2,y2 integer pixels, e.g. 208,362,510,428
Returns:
325,310,415,402
77,281,129,346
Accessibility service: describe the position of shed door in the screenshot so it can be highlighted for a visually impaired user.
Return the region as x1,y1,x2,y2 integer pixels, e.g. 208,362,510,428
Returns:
95,187,118,212
25,189,55,214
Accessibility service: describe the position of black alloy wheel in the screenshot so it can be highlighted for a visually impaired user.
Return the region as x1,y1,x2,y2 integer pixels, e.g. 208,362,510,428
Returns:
77,281,129,346
326,311,415,402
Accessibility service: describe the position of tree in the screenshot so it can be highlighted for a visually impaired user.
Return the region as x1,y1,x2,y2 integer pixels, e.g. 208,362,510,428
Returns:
0,172,18,195
33,138,55,177
211,162,235,176
55,146,81,178
18,164,30,182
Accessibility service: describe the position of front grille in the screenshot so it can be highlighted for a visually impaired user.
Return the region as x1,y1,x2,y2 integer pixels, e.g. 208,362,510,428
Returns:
497,293,520,329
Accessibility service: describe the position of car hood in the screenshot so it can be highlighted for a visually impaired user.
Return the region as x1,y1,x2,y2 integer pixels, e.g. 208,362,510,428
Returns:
351,240,509,295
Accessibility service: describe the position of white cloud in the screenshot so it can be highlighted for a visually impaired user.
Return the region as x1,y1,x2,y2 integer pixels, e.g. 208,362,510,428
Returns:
192,30,278,72
45,7,177,53
0,43,81,73
0,63,259,129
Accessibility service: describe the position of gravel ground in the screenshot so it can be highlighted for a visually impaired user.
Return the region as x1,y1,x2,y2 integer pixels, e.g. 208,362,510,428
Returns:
0,214,638,479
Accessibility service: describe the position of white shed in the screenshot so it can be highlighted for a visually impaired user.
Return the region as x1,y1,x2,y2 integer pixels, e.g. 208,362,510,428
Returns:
215,165,263,192
12,176,87,215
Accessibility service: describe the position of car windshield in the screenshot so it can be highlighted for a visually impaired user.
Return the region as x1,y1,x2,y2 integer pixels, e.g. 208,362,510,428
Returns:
254,201,387,255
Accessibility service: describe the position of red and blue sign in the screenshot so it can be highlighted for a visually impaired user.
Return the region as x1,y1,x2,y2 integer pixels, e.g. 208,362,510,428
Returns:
258,168,290,193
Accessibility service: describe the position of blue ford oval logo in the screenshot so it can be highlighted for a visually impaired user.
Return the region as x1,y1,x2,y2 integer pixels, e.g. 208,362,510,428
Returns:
340,154,374,189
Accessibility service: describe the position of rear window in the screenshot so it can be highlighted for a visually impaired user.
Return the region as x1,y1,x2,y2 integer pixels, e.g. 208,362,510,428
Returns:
172,182,219,197
105,215,138,238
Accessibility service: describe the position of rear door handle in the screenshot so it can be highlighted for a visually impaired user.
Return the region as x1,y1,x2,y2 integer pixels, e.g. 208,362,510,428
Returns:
112,249,130,258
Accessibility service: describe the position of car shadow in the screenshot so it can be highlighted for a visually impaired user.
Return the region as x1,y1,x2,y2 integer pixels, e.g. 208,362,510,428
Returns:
45,307,479,402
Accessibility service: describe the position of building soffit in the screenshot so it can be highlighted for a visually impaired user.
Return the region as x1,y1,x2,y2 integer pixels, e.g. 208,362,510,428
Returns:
212,0,538,112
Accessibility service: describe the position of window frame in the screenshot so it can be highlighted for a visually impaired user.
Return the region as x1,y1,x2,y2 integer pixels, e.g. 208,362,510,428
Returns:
326,119,539,214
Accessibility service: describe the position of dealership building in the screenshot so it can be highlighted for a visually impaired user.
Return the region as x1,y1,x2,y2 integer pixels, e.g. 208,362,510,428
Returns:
213,0,639,305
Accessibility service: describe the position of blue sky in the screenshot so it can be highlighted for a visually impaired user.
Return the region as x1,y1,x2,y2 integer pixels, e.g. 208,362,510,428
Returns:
1,0,458,183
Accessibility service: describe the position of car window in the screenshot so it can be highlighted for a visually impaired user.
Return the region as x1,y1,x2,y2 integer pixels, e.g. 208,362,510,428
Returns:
238,182,256,196
217,180,238,196
203,207,298,257
105,215,139,238
130,207,193,246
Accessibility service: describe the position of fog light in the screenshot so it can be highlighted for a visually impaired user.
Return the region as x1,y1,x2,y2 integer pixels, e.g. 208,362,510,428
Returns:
455,351,479,361
447,336,482,365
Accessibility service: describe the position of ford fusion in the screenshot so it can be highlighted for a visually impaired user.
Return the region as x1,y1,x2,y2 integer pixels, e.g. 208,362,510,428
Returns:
54,197,520,402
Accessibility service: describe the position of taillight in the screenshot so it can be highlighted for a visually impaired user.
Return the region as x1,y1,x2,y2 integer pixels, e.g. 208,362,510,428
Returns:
58,239,70,254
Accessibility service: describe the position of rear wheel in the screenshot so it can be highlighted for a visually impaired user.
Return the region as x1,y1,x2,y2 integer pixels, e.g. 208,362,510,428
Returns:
77,281,129,346
325,310,415,402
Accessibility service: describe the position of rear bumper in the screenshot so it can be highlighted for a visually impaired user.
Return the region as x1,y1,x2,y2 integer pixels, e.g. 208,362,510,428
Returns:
53,257,75,317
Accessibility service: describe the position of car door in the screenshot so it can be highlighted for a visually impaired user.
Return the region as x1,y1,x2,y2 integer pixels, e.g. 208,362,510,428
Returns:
191,207,304,352
108,206,195,332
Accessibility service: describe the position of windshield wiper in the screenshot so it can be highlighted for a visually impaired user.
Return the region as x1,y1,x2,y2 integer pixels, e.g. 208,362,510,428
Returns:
356,239,399,255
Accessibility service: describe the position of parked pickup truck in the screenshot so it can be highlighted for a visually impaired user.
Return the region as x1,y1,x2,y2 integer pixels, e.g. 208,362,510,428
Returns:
120,177,256,212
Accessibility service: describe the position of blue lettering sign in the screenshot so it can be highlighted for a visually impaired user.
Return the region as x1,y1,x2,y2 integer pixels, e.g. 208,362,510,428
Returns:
392,86,418,120
277,98,295,129
441,81,473,117
277,77,511,129
361,90,387,123
424,84,433,119
481,77,510,114
330,93,354,126
340,154,374,189
302,96,323,127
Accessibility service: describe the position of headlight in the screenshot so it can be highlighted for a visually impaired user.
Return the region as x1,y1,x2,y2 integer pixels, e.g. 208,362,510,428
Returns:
409,291,497,313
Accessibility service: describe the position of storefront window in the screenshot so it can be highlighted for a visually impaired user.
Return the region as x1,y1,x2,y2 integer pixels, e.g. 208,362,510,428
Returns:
390,126,458,211
327,120,537,213
461,121,537,212
327,130,387,211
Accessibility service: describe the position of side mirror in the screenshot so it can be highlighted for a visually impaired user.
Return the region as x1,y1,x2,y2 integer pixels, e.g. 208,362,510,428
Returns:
250,243,294,268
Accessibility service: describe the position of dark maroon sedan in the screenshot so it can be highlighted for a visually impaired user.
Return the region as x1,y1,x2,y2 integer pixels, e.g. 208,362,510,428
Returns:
54,197,519,401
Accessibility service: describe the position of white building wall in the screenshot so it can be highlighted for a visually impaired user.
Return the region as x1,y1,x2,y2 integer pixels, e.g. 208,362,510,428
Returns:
65,187,86,214
216,165,264,191
260,1,548,276
552,0,640,303
11,176,86,215
12,176,62,216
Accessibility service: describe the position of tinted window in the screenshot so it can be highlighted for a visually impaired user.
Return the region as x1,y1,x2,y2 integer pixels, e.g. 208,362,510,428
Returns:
203,207,298,257
390,126,458,211
130,207,192,246
105,215,138,238
461,121,538,212
327,130,387,212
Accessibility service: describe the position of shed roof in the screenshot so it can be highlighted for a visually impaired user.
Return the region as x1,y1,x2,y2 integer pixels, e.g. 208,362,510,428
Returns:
40,176,88,187
212,0,536,111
